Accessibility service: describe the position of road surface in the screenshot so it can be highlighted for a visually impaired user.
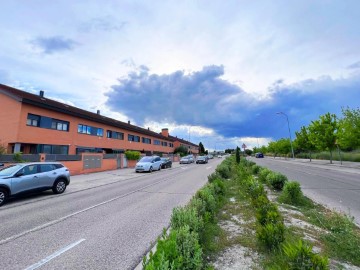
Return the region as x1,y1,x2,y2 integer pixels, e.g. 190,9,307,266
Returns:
0,159,222,270
250,157,360,226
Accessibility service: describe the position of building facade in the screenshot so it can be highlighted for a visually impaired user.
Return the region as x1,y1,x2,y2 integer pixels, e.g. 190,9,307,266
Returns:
0,84,198,155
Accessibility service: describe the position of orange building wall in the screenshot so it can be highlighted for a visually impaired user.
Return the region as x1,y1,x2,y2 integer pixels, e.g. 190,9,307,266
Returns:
13,102,174,154
0,93,23,152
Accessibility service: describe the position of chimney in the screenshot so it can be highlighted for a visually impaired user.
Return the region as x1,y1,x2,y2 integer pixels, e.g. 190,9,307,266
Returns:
148,127,150,130
97,110,100,115
161,128,169,137
128,120,131,124
39,90,44,97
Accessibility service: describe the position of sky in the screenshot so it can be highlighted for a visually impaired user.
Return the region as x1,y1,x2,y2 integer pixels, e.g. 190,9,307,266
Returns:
1,0,360,151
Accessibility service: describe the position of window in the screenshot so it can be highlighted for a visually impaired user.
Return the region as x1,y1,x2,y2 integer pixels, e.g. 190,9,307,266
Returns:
154,140,161,145
128,134,140,142
142,137,151,144
161,141,168,147
40,164,56,173
27,113,69,132
27,114,40,127
38,144,69,154
97,128,103,137
169,143,174,147
107,130,124,140
78,124,103,137
51,119,69,131
22,165,39,176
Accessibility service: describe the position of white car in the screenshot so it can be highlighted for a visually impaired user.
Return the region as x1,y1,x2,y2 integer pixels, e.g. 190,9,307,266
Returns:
135,156,162,173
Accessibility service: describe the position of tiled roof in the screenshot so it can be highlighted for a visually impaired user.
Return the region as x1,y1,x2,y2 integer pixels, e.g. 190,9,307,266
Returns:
0,84,174,141
168,135,199,148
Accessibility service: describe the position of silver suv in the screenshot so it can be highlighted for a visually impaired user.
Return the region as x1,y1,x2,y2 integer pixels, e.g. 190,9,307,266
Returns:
0,162,70,206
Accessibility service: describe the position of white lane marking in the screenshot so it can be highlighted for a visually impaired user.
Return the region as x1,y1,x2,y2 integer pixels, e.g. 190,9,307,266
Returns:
25,239,85,270
180,167,187,170
206,166,212,170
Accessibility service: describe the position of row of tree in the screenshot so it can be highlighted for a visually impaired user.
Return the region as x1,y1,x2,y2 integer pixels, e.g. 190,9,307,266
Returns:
253,107,360,163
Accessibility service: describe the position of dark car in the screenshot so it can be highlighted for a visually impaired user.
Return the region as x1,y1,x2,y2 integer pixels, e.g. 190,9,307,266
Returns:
196,156,208,164
160,157,172,169
255,152,264,158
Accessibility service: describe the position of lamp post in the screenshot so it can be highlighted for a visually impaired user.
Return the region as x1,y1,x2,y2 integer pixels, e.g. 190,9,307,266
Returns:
276,112,295,159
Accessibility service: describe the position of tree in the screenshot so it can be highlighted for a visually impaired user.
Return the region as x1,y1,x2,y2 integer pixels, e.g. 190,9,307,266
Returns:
295,126,316,161
198,142,206,154
235,146,240,163
308,113,338,163
337,107,360,150
174,146,189,157
245,149,253,156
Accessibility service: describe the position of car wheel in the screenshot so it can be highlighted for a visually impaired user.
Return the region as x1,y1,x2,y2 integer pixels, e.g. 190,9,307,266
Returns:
0,188,8,207
158,165,161,171
52,179,67,194
149,166,153,173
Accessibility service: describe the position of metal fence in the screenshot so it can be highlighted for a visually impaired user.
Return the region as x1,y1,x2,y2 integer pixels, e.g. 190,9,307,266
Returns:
0,154,40,162
45,154,82,161
103,154,118,159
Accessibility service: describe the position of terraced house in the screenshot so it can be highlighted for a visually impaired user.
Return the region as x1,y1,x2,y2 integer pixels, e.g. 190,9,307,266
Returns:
0,84,199,156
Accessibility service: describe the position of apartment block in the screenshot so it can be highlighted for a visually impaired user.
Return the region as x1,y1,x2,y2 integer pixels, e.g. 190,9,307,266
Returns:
0,84,198,155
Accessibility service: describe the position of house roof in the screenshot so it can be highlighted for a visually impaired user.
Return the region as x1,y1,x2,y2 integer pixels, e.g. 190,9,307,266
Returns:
168,135,199,148
0,84,175,142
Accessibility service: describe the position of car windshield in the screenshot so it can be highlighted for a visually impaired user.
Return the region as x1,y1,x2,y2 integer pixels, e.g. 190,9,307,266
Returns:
161,158,168,161
198,156,205,159
0,164,23,176
139,157,153,162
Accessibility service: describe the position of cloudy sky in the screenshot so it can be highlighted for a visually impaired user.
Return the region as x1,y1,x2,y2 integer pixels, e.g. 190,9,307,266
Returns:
1,0,360,151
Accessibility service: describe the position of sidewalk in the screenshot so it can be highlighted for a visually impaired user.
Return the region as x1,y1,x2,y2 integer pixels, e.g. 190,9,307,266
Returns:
253,156,360,175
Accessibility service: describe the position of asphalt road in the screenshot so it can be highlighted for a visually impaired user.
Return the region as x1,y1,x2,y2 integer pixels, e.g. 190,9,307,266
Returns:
0,159,222,270
249,157,360,226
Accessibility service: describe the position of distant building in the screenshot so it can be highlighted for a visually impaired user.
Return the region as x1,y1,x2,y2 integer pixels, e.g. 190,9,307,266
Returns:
0,84,197,155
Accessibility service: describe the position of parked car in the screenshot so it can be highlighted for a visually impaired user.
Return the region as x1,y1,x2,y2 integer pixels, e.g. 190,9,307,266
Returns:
180,157,191,164
160,157,172,169
0,162,70,207
135,156,162,173
207,155,214,159
196,156,208,164
255,152,264,158
186,155,195,163
0,163,4,168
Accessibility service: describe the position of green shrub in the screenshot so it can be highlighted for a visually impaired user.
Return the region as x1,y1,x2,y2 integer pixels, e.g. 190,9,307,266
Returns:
258,168,272,183
257,222,285,250
266,172,288,190
251,165,261,175
215,164,231,179
207,172,221,183
251,194,270,209
211,179,225,197
171,207,203,234
283,240,329,269
143,226,203,270
256,203,281,226
279,181,304,205
245,177,266,201
125,150,141,160
195,186,217,219
13,152,24,163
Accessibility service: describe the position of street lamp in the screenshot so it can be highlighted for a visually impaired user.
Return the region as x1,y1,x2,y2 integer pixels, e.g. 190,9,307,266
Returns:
276,112,295,159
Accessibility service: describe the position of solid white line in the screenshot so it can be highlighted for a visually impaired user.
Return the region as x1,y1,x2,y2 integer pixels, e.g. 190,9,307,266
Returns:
206,166,212,170
24,239,85,270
